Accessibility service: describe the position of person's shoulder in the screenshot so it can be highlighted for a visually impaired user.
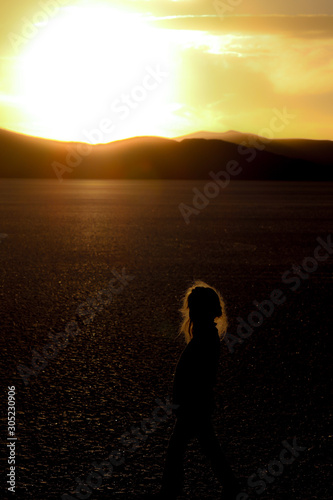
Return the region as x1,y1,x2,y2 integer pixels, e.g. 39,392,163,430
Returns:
180,339,197,357
177,339,201,364
198,329,220,346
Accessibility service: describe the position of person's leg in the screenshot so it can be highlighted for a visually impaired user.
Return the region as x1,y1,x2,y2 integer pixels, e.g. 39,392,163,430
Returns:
196,416,241,499
160,416,194,497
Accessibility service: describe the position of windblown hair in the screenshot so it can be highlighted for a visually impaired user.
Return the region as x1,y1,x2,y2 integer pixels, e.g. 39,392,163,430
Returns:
178,280,228,344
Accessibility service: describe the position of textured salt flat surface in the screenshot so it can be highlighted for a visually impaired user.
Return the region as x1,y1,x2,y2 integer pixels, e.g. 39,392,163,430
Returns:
0,179,332,499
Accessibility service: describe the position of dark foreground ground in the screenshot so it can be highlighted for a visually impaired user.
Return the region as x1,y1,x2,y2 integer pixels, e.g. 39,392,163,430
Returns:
0,180,332,500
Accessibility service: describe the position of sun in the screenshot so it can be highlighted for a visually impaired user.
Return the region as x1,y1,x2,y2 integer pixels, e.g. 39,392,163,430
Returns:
17,5,172,142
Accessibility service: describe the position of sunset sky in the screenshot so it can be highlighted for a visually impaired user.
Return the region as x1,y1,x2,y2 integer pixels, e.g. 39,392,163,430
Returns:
1,0,333,142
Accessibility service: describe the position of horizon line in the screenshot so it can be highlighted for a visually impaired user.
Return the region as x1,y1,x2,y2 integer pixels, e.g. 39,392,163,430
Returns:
0,126,332,145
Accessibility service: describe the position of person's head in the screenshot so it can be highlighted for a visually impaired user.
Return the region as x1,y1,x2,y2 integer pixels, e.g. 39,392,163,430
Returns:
179,280,228,344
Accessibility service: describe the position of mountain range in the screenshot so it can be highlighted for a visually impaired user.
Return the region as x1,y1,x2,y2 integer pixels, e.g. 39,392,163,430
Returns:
0,128,332,181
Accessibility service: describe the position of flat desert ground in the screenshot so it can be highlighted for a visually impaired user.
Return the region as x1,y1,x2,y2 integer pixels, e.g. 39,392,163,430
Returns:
0,179,332,499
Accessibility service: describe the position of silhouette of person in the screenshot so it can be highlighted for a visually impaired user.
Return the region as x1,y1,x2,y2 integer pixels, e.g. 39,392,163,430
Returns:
158,281,241,499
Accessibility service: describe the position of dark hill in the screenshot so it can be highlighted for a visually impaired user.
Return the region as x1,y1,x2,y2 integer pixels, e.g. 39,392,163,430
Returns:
176,131,333,167
0,129,332,181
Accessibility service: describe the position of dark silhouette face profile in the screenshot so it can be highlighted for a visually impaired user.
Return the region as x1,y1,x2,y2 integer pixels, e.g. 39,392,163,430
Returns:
188,286,222,326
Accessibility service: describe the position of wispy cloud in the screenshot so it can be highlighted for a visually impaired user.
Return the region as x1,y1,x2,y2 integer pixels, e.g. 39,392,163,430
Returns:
158,12,333,138
149,14,333,39
1,3,332,140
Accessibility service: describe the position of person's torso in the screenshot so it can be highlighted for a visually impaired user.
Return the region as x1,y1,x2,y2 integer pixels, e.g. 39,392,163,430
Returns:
172,328,220,413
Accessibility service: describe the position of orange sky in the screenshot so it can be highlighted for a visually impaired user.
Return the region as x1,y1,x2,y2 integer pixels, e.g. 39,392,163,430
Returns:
1,0,333,142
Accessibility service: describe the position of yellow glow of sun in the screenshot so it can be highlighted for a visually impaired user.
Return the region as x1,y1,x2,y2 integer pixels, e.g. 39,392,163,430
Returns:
17,5,172,142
